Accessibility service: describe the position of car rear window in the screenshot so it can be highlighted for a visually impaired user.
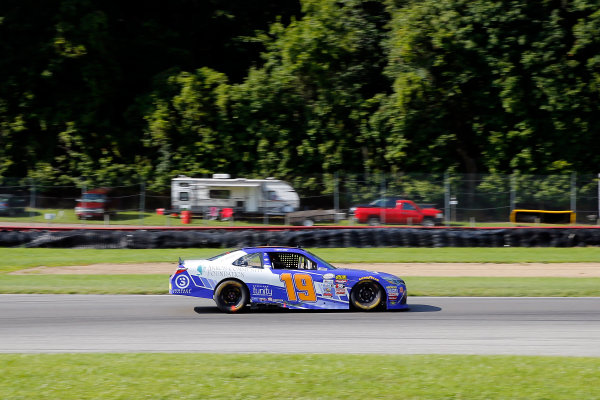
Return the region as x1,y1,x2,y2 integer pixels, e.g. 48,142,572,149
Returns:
207,251,235,261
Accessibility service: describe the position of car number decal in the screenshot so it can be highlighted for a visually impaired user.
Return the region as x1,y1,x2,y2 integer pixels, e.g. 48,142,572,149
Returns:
280,273,317,302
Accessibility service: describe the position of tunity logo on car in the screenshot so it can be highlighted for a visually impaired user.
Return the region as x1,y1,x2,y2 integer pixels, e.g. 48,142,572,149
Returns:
252,285,273,297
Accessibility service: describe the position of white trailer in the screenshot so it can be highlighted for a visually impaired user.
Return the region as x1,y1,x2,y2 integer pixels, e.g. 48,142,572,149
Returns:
171,174,300,215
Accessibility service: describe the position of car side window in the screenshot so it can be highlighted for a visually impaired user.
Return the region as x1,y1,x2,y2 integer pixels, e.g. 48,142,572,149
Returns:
297,255,317,270
268,253,287,269
233,253,263,268
403,203,416,210
267,252,316,270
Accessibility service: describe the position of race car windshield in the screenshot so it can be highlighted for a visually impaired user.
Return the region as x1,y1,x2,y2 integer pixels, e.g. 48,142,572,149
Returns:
305,251,336,270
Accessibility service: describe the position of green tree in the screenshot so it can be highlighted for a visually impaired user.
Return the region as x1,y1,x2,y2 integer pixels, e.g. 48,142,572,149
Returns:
382,0,600,175
229,0,392,183
0,0,300,185
144,68,233,190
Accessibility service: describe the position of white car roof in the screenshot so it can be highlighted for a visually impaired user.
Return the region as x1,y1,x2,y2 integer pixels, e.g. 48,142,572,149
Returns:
185,249,247,264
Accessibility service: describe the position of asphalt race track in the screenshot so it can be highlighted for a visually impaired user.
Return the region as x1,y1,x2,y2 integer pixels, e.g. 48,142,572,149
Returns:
1,295,599,356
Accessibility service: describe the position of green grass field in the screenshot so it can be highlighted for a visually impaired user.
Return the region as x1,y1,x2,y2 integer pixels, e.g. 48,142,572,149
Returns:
2,248,599,396
1,207,595,227
1,247,599,296
1,354,599,399
1,247,599,273
0,208,259,227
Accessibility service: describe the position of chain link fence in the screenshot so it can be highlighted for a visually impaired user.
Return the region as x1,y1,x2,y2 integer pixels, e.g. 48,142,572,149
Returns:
1,173,599,226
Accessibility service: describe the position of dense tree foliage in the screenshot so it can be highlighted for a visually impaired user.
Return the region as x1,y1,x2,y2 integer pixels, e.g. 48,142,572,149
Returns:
0,0,300,185
1,0,599,189
382,0,600,175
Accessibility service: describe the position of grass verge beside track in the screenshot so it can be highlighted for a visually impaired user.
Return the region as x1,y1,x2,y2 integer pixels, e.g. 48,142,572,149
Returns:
1,247,600,274
1,274,599,296
2,247,599,296
1,354,599,399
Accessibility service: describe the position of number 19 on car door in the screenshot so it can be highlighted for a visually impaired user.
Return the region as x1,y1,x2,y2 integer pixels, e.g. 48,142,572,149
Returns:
280,273,317,302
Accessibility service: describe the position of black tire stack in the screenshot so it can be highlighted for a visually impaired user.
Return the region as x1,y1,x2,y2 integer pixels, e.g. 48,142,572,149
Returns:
2,227,600,248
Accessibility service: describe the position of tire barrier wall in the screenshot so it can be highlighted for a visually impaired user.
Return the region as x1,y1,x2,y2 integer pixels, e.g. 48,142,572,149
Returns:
1,228,600,249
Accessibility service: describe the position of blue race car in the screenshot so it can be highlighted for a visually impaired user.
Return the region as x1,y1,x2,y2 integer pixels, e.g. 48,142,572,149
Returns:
169,246,408,313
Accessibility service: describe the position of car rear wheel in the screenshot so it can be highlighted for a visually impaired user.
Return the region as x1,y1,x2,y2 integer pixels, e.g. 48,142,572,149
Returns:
367,216,380,226
214,280,249,313
350,280,383,311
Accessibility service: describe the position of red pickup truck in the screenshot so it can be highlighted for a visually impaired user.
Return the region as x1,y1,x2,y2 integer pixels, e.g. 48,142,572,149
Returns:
350,198,443,226
74,188,113,219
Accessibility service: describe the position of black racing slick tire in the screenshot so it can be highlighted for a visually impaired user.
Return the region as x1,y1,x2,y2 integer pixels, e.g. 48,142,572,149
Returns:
350,280,383,311
213,280,249,313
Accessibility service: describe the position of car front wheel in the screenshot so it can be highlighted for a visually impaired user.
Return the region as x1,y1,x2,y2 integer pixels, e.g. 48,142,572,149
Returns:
350,280,383,311
214,280,249,313
422,217,435,227
302,218,314,227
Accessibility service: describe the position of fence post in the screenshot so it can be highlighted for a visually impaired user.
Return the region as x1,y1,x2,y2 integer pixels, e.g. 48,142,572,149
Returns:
333,171,339,212
349,174,355,225
140,181,146,224
510,173,516,215
380,173,386,223
29,178,36,220
444,171,450,226
570,172,577,215
263,183,268,225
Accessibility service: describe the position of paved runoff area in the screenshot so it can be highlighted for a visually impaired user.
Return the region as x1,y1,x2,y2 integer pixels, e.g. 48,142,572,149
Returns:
1,295,599,356
5,261,600,356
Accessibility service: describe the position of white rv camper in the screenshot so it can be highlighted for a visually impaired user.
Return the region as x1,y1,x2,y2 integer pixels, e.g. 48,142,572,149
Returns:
171,174,300,216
